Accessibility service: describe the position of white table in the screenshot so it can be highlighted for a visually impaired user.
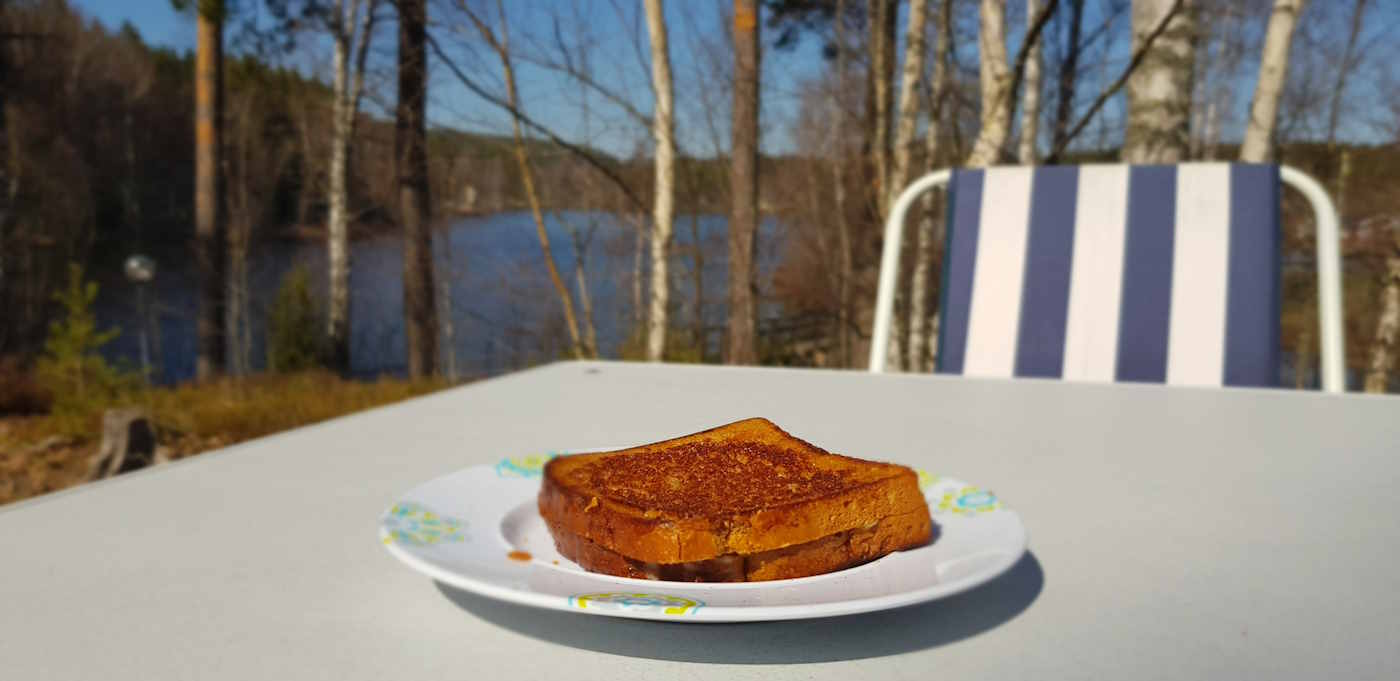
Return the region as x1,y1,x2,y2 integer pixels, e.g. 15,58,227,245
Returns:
3,361,1398,679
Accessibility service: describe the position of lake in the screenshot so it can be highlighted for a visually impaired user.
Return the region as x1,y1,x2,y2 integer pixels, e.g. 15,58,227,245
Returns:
90,210,1356,391
94,211,783,383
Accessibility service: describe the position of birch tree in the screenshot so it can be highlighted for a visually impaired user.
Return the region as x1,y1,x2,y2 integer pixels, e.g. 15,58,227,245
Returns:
1239,0,1306,163
966,0,1058,164
901,0,1053,367
1045,0,1183,161
831,0,853,367
560,214,600,359
908,0,955,372
1366,235,1400,393
965,0,1011,167
881,0,931,372
1122,0,1195,163
323,0,379,372
886,0,931,208
1018,0,1043,163
728,0,761,364
643,0,676,362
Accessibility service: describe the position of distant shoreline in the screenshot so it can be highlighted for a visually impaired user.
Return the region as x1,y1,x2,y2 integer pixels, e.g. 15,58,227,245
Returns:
274,207,740,243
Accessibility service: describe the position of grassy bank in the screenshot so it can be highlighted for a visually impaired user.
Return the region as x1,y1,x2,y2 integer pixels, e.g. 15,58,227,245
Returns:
0,371,448,507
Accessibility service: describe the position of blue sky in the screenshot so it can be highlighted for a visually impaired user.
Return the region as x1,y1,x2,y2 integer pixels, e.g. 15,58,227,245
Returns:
72,0,826,157
71,0,1399,158
74,0,193,50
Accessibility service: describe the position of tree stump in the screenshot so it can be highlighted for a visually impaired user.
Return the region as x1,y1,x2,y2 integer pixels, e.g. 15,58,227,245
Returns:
88,408,168,480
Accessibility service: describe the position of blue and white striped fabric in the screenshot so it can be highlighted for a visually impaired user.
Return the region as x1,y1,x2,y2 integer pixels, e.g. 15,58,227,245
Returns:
936,163,1281,388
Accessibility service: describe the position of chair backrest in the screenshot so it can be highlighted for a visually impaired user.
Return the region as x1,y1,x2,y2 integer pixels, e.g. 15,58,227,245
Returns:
935,163,1281,388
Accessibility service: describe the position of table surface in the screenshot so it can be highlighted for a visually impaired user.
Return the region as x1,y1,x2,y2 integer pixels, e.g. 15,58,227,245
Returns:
3,361,1398,679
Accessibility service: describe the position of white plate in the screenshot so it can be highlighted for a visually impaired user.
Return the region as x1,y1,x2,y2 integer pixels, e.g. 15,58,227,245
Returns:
379,450,1028,623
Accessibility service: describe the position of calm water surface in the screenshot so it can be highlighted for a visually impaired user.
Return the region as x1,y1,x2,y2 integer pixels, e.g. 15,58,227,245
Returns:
95,212,781,383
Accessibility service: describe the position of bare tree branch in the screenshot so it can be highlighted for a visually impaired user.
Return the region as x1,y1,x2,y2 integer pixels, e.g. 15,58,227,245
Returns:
348,0,379,129
424,31,647,213
1001,0,1060,156
967,0,1060,166
452,0,590,359
510,16,653,128
1045,0,1186,162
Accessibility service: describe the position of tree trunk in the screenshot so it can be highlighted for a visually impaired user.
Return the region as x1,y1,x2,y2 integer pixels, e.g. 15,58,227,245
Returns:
295,100,316,226
1336,149,1352,220
327,25,352,372
965,0,1012,167
887,0,930,208
194,7,226,381
908,0,955,373
1018,0,1043,164
632,216,645,329
89,408,165,480
570,232,599,358
439,265,456,381
0,29,8,314
689,213,706,358
832,0,852,368
1122,0,1195,164
396,0,437,378
868,0,897,218
1364,249,1400,393
877,0,932,373
727,0,760,365
326,0,376,374
226,98,251,377
1200,96,1222,159
834,150,853,366
644,0,676,362
1239,0,1305,163
1050,0,1085,152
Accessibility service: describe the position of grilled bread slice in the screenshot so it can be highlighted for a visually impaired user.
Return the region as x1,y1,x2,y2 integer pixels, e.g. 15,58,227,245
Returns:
538,418,932,579
548,507,934,582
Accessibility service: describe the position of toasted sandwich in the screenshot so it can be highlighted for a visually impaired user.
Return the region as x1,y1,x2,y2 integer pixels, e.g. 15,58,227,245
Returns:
538,418,933,582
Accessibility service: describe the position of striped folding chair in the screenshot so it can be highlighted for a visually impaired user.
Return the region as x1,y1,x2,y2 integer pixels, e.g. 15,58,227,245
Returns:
870,163,1346,393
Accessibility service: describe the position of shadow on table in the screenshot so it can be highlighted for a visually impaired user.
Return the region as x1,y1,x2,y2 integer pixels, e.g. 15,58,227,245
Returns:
434,551,1043,664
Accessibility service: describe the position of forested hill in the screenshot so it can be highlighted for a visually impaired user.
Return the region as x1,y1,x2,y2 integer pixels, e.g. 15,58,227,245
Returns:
2,2,629,253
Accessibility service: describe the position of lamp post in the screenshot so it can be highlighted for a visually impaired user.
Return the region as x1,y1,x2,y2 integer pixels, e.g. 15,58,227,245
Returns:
124,254,156,382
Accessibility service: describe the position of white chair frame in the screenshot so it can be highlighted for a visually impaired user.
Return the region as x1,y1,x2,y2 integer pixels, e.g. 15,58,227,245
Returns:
868,166,1347,394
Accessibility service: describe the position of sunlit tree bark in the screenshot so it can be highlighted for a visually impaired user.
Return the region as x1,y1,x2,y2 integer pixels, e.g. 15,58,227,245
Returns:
1239,0,1306,163
1122,0,1195,163
193,0,226,380
643,0,676,362
727,0,761,364
326,0,379,372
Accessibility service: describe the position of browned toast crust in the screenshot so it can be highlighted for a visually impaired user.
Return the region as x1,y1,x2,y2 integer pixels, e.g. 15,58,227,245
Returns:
538,418,931,564
547,507,934,582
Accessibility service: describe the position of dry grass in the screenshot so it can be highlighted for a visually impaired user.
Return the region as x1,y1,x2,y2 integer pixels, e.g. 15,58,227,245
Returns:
144,371,447,445
1,371,450,507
